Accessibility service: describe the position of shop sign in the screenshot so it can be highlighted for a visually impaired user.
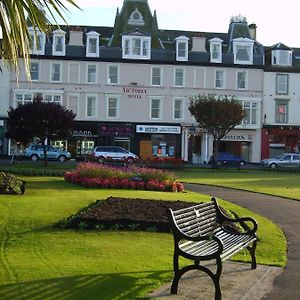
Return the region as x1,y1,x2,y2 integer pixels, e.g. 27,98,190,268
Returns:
123,87,147,99
136,125,181,134
73,130,97,137
100,126,132,137
222,134,253,141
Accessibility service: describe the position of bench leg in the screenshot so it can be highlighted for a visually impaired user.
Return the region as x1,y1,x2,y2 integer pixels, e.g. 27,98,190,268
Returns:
247,240,257,269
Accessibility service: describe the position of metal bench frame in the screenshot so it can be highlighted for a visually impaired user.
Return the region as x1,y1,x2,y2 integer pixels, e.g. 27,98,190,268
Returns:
168,197,257,300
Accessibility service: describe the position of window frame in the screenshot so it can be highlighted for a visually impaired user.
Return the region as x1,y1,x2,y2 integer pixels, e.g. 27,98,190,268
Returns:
214,69,225,89
233,38,254,65
174,67,185,87
86,94,98,118
29,28,45,55
276,74,289,95
175,36,189,61
86,64,98,84
151,66,162,86
173,97,185,120
30,61,40,81
150,97,162,120
107,64,120,85
50,62,62,82
86,31,100,58
209,38,223,63
237,70,248,90
122,35,151,60
52,30,66,56
272,50,292,66
275,101,289,123
106,95,120,118
242,101,258,125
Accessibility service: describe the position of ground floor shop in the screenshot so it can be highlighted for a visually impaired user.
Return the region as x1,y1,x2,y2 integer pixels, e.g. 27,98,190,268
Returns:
261,126,300,159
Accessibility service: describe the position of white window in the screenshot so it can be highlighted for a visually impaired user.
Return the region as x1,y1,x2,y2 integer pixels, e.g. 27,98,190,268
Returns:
86,31,100,58
30,62,39,81
15,93,33,106
209,38,223,63
87,64,97,83
242,102,257,125
108,65,119,84
173,98,184,120
233,38,254,65
122,35,151,59
107,96,119,118
276,74,289,95
175,36,189,61
275,101,288,123
44,94,62,104
174,68,185,87
150,97,161,119
215,70,225,89
52,30,66,56
51,63,61,82
14,91,63,106
272,50,292,66
29,28,45,55
151,67,162,86
86,95,97,117
237,71,247,90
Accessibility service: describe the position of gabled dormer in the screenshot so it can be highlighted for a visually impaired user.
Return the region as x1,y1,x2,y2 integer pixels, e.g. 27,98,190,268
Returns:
52,29,66,56
209,38,223,63
122,29,151,60
271,43,292,66
86,31,100,58
28,27,46,55
175,36,189,61
233,37,254,65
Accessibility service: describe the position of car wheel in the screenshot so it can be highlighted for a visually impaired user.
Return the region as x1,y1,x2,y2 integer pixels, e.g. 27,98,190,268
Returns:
127,157,134,164
58,155,66,162
270,163,277,169
31,154,39,162
98,156,105,163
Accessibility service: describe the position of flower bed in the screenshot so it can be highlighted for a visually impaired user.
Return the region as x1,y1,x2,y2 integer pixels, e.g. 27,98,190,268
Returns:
64,163,184,192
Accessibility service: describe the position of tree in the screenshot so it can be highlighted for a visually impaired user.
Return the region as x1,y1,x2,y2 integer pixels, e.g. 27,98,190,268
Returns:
189,94,245,163
6,94,76,165
0,0,79,77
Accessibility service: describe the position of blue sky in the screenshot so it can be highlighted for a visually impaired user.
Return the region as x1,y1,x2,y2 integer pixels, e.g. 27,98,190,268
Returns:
61,0,300,47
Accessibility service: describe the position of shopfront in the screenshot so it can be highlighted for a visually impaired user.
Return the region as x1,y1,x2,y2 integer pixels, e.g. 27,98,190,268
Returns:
135,124,181,159
261,126,300,159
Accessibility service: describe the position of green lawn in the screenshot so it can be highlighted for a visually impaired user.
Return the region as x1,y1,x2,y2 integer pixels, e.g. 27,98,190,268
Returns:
174,168,300,200
0,177,286,299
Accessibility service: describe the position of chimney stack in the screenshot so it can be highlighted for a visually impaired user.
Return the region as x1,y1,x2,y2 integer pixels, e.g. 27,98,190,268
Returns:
191,35,206,52
68,26,84,46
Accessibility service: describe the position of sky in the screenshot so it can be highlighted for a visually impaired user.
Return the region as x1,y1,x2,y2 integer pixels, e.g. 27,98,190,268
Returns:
61,0,299,47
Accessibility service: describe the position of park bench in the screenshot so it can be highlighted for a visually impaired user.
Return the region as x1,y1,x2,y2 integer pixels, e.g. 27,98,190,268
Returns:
168,197,258,300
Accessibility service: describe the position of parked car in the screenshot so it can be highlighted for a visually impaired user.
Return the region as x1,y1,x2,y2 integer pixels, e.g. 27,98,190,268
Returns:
208,152,246,166
24,144,71,162
92,146,139,164
261,153,300,168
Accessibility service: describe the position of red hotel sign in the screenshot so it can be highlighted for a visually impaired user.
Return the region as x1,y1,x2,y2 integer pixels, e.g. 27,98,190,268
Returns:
123,87,147,99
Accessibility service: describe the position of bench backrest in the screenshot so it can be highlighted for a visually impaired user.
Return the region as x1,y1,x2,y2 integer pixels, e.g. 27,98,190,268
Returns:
169,200,218,237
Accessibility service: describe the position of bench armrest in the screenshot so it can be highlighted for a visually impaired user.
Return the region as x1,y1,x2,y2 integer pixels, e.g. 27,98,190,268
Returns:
221,216,257,235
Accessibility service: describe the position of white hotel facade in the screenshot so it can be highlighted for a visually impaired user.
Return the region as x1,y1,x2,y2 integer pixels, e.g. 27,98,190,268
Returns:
0,0,265,163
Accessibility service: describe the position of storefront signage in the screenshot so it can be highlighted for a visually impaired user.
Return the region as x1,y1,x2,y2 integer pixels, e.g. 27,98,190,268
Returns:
222,134,253,141
123,87,147,99
136,125,181,134
100,126,132,137
73,130,97,137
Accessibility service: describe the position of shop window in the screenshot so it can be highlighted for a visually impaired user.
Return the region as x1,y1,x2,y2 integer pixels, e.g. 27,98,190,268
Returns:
151,134,176,157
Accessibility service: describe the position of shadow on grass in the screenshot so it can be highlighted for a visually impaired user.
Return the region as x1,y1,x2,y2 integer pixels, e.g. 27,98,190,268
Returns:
0,270,171,300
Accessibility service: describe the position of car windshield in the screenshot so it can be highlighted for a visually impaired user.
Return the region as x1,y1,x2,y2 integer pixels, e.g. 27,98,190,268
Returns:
276,154,286,159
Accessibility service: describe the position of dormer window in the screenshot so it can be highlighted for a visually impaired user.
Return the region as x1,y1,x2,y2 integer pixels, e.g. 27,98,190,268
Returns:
272,50,292,66
86,31,100,58
52,29,66,56
209,38,223,63
29,27,45,55
175,36,189,61
122,33,151,60
233,37,254,65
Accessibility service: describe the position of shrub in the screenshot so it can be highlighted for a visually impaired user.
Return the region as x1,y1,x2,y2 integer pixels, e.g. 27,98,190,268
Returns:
64,163,184,192
0,172,25,195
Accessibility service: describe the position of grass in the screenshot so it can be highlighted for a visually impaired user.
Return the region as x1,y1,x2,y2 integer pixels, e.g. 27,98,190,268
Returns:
174,168,300,200
0,176,286,299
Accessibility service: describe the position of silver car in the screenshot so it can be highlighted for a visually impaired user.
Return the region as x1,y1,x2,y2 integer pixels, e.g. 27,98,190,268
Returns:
261,153,300,168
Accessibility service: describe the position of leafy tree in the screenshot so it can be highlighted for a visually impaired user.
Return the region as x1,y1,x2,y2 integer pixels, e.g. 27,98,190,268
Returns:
6,94,76,165
189,94,245,162
0,0,79,77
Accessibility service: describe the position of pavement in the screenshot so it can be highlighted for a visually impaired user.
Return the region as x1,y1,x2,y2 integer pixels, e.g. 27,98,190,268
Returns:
149,184,300,300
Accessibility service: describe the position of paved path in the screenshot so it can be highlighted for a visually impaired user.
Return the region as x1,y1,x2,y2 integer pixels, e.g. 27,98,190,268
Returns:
185,183,300,300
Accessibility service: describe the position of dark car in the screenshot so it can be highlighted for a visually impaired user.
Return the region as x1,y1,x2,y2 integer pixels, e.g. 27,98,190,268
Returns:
209,152,246,166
